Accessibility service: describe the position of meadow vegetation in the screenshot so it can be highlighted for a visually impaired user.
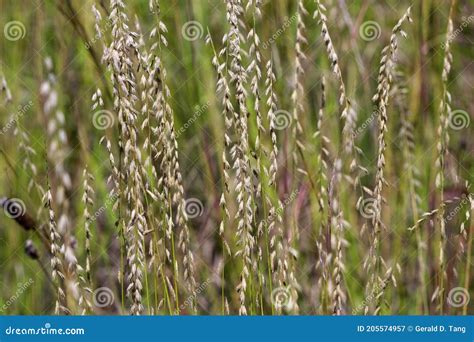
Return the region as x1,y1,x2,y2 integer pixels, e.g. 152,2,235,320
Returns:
0,0,472,315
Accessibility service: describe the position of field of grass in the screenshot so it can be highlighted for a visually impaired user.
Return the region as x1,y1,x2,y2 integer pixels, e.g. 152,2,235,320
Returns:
0,0,472,315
